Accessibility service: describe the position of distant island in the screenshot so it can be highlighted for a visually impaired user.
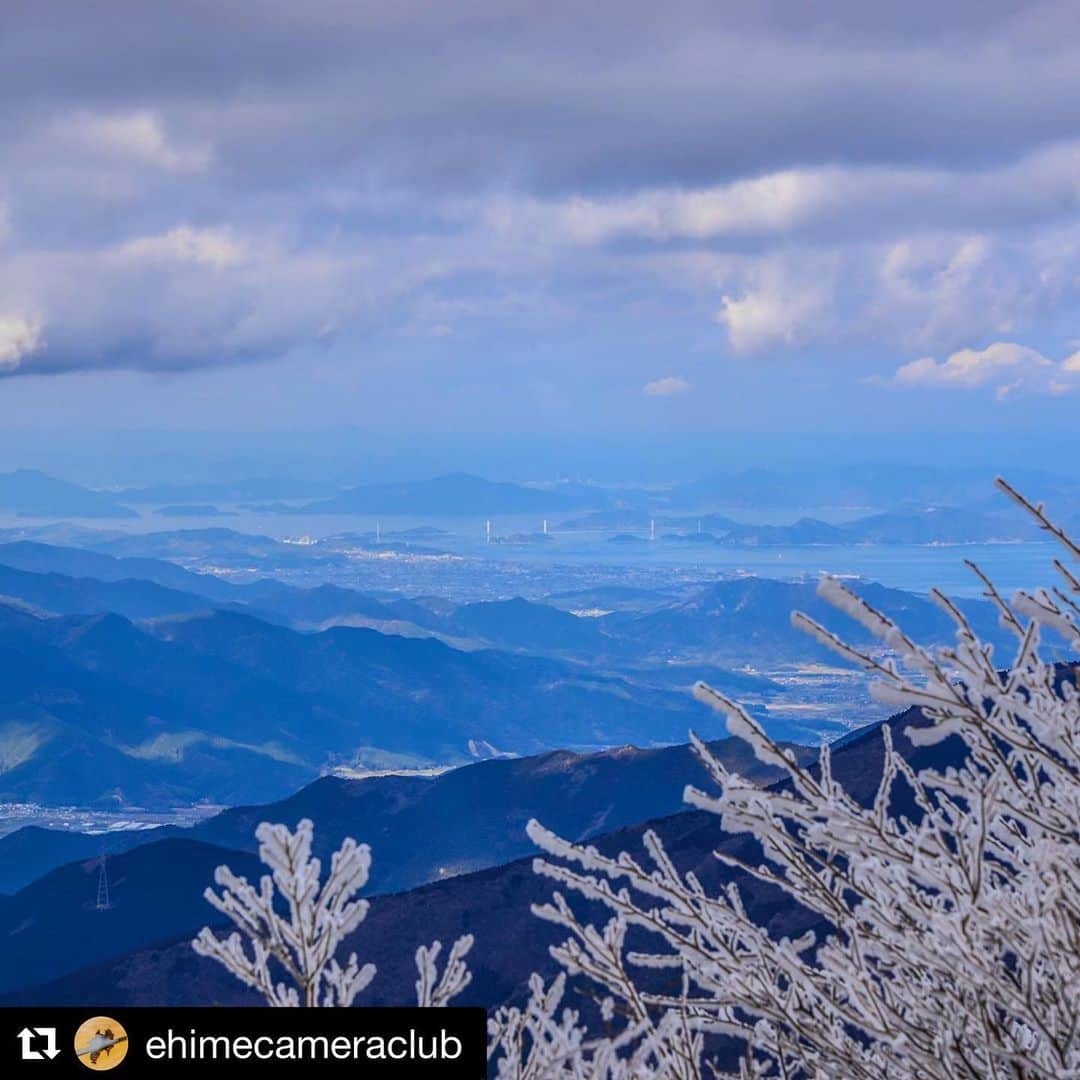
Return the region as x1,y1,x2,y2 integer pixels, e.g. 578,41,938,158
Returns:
297,472,594,515
571,506,1043,547
0,470,137,519
157,504,237,518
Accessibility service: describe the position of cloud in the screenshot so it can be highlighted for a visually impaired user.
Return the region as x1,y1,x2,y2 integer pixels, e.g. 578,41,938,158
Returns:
703,225,1079,356
6,2,1080,195
891,342,1080,399
115,226,246,269
0,315,44,373
0,228,391,375
715,257,836,353
63,111,211,173
643,375,691,396
490,143,1080,247
0,2,1078,377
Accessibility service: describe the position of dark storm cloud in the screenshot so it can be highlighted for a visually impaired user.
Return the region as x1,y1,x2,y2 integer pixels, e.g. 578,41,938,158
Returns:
0,0,1077,377
5,0,1079,193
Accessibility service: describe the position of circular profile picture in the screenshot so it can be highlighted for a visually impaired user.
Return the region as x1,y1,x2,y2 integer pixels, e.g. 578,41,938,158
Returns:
74,1017,129,1071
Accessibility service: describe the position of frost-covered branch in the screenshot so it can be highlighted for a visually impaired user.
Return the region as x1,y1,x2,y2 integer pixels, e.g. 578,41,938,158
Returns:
489,479,1080,1078
416,934,475,1007
193,819,473,1009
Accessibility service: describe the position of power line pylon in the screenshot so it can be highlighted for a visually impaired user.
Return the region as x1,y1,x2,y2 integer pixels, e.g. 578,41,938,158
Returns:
95,842,112,911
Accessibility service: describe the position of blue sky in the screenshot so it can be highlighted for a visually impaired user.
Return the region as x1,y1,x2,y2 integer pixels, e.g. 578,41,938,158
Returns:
1,1,1078,452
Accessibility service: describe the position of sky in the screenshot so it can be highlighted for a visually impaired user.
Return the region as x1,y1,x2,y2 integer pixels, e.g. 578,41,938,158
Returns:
1,1,1078,473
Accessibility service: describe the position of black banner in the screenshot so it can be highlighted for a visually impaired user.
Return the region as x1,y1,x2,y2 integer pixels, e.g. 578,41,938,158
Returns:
2,1007,486,1078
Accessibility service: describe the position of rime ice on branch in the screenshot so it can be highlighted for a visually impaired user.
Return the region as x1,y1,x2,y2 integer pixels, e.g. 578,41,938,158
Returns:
193,818,473,1009
192,481,1078,1077
487,477,1080,1078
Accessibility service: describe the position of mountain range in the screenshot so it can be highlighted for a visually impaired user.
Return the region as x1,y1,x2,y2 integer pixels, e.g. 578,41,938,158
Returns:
564,506,1045,546
0,701,964,1010
0,470,135,519
3,465,1077,528
0,537,1026,809
297,472,595,515
0,731,815,1000
667,465,1080,513
118,477,337,504
602,575,1014,664
0,597,717,807
0,735,809,896
0,540,1016,665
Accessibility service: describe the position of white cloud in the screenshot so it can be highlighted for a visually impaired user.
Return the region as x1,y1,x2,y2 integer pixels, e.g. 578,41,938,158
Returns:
494,169,835,245
0,207,499,376
116,226,247,269
695,223,1080,356
475,144,1080,361
485,142,1080,247
891,342,1079,399
0,314,44,373
66,110,211,173
478,167,1080,360
643,375,691,396
717,285,830,354
0,13,1077,379
712,255,836,354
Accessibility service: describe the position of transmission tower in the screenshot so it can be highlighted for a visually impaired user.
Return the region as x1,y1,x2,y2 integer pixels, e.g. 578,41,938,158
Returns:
95,842,112,911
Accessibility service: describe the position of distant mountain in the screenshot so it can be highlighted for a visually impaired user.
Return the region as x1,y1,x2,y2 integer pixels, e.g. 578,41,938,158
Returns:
564,506,1042,547
0,701,969,1009
561,510,740,533
0,470,136,519
0,541,431,628
235,580,438,629
0,543,604,658
156,504,236,518
838,507,1033,545
299,473,595,515
0,563,216,621
0,541,238,599
89,527,287,561
711,518,845,546
0,602,714,808
0,545,425,633
118,477,337,504
698,507,1036,547
444,597,610,654
1,544,1005,672
608,576,1014,665
545,585,676,612
0,735,810,896
0,838,260,993
559,509,657,531
661,531,726,545
670,465,939,510
670,465,1080,514
0,541,1029,818
0,736,809,995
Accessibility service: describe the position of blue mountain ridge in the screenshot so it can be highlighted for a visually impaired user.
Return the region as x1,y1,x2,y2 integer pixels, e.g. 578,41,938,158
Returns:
0,698,982,1009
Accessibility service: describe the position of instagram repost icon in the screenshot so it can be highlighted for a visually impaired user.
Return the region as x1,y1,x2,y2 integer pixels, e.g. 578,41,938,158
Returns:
74,1017,129,1071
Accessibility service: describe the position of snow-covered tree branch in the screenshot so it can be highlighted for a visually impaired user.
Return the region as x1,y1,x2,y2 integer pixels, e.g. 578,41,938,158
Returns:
193,818,473,1009
488,478,1080,1078
191,481,1078,1077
